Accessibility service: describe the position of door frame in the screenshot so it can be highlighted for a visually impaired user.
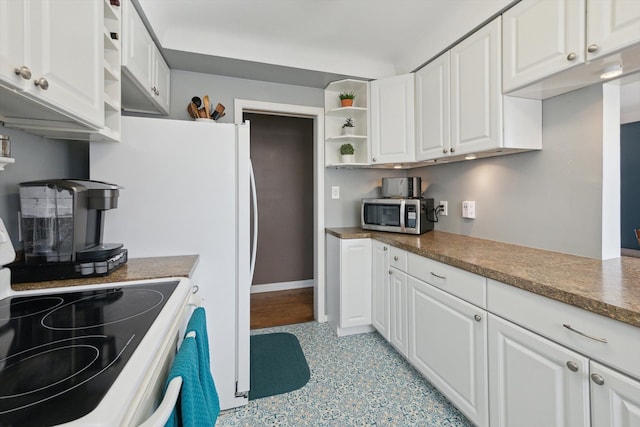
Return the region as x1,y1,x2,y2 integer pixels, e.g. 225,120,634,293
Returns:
234,99,327,322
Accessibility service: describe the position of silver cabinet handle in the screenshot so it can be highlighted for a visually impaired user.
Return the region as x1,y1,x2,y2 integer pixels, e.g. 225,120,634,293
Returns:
372,157,377,162
34,77,49,90
587,44,599,53
388,270,392,275
443,148,448,154
562,324,607,343
566,361,579,372
566,52,576,61
430,272,446,280
14,65,32,80
151,86,157,95
450,147,455,153
393,256,399,261
383,246,388,251
591,373,605,385
474,314,481,322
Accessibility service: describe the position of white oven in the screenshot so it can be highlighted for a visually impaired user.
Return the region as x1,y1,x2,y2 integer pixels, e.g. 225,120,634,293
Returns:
0,276,195,426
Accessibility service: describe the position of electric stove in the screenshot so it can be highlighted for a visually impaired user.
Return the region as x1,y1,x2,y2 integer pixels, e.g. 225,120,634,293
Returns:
0,278,192,426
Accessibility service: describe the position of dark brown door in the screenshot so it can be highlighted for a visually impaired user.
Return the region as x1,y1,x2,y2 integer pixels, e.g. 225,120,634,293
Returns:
245,113,314,286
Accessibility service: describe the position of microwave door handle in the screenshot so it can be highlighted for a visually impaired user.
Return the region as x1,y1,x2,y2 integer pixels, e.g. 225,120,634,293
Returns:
400,200,406,232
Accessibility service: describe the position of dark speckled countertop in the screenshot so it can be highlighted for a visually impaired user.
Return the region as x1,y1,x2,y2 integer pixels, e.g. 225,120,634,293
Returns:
11,255,199,291
327,227,640,328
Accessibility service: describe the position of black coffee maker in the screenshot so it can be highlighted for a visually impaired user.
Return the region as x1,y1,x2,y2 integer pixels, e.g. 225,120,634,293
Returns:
10,179,127,282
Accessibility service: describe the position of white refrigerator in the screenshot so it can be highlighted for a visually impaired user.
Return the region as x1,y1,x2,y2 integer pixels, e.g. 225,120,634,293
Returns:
89,116,254,410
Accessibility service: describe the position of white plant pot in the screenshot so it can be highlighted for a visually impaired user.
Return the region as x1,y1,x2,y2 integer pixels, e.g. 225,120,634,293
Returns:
341,154,355,163
342,127,356,136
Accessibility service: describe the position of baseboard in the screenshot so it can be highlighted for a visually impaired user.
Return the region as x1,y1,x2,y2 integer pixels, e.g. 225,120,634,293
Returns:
250,279,314,294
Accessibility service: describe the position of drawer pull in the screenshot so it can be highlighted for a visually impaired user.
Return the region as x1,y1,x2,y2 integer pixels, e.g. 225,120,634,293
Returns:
430,272,446,280
562,324,608,343
388,270,392,275
591,373,605,385
474,314,482,322
566,361,579,372
394,256,399,261
383,246,388,251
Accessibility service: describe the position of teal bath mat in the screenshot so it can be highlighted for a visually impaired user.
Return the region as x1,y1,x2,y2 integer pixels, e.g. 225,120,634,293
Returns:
249,332,310,400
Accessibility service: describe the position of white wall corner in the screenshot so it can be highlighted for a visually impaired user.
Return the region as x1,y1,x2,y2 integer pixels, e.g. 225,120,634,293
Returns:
601,83,621,259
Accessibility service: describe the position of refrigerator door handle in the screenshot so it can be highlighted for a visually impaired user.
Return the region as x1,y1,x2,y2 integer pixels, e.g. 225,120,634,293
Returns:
249,159,258,284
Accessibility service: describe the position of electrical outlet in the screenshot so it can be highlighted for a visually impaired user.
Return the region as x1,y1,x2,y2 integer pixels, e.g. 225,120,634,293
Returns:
439,201,448,216
331,186,340,199
462,201,476,219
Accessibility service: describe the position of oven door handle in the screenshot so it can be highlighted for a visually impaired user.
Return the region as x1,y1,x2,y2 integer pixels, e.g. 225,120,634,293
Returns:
138,376,183,427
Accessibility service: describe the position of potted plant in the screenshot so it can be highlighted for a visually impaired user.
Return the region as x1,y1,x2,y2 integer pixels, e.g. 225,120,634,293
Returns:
340,143,355,163
339,91,356,107
341,117,355,135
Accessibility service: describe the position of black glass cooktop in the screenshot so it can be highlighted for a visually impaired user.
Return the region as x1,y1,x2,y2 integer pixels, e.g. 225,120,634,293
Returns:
0,281,178,426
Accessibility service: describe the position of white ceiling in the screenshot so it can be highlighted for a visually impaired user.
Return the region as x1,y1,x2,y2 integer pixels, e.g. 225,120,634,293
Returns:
136,0,515,87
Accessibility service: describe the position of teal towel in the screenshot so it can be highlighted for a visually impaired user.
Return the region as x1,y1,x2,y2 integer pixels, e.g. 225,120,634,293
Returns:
164,308,219,427
185,307,220,421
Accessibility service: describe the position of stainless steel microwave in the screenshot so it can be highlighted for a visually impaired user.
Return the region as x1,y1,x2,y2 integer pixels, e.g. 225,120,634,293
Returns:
361,198,434,235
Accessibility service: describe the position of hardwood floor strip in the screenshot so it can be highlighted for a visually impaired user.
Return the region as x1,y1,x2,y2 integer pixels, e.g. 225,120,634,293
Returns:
250,287,314,329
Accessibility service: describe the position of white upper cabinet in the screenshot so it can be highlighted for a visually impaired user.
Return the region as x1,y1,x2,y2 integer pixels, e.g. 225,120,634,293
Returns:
370,74,415,165
121,0,170,115
415,52,450,161
451,17,502,155
0,0,104,130
587,0,640,60
503,0,586,93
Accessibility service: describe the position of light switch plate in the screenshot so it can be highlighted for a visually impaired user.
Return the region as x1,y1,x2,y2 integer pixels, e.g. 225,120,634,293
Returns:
331,186,340,199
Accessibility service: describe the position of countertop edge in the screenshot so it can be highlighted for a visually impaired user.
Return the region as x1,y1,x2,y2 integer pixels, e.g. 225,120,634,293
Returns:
326,227,640,329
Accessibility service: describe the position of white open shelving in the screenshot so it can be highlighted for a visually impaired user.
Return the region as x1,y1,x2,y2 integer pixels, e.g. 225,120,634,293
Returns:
92,0,122,143
324,79,370,167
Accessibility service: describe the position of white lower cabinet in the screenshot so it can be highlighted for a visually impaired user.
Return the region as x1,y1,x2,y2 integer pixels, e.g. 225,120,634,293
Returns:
388,267,408,357
408,275,489,427
488,314,590,427
326,235,373,337
590,361,640,427
371,240,390,340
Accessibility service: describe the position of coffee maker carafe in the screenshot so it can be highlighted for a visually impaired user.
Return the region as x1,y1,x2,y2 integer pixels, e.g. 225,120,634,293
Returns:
11,179,127,282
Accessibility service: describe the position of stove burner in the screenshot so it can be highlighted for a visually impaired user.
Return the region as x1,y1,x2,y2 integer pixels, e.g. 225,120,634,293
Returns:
0,297,64,322
41,288,164,331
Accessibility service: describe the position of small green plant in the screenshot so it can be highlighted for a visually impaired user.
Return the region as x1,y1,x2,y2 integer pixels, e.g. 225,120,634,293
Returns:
339,91,356,100
340,143,355,155
342,117,355,128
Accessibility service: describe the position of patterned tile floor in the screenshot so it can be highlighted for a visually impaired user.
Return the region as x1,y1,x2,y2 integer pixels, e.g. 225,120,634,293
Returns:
217,322,473,427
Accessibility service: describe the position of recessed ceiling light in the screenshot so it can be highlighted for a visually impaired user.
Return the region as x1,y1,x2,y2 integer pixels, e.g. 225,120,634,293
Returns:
393,165,402,169
600,64,623,79
465,154,477,160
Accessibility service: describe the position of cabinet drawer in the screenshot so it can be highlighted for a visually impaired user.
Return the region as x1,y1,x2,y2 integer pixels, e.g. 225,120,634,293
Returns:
389,246,407,271
487,279,640,380
407,253,486,308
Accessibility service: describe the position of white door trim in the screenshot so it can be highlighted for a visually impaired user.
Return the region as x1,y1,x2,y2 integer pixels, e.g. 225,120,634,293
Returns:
234,99,327,322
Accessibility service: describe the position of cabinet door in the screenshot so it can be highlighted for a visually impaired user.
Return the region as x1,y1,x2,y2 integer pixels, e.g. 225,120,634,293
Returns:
0,0,29,90
153,49,171,115
488,314,590,427
122,0,154,96
370,74,415,164
451,17,502,155
591,361,640,427
408,276,488,427
389,267,407,357
371,240,390,340
587,0,640,60
340,238,372,329
33,0,103,128
415,52,450,161
503,0,585,93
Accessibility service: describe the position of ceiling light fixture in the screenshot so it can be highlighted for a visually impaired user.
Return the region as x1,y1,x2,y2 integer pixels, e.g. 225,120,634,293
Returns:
393,165,402,169
600,64,623,79
465,154,477,160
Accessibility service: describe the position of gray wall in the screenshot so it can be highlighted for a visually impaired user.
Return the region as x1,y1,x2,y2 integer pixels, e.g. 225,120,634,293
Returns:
621,121,640,249
412,85,606,258
167,69,324,122
0,126,88,249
